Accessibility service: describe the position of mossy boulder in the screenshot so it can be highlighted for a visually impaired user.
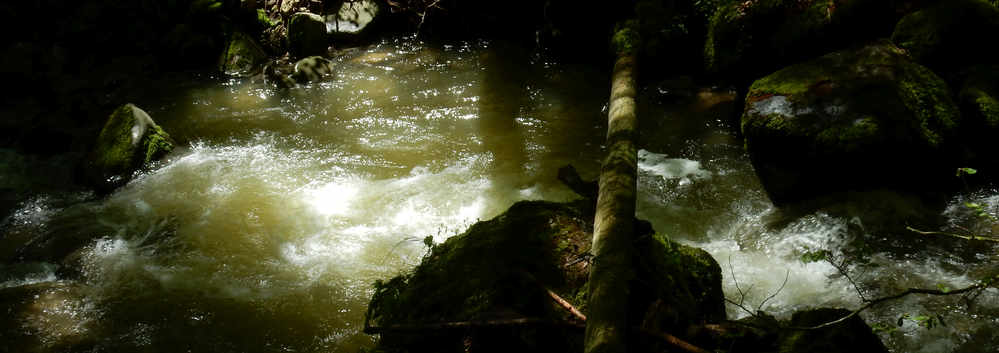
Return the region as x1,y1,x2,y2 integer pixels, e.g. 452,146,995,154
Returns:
83,104,174,192
775,308,888,353
366,200,725,352
742,41,960,205
891,0,999,75
287,12,327,58
705,0,895,83
218,31,268,76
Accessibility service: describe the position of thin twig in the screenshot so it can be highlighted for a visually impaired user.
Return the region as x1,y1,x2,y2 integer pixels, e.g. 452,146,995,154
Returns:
757,268,789,312
364,318,581,334
789,281,992,330
907,226,999,243
826,257,868,302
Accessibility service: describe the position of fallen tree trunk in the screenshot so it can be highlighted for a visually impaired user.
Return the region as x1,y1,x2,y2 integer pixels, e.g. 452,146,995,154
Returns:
584,23,640,353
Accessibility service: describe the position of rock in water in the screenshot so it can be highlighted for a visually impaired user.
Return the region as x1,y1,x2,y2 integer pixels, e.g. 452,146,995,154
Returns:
741,41,960,205
218,31,268,76
366,200,725,352
292,56,335,83
776,308,889,353
83,104,174,192
287,12,327,58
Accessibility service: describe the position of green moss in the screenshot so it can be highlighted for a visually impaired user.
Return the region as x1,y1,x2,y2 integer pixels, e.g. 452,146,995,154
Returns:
143,124,174,164
611,20,640,56
895,62,959,147
219,31,267,76
256,9,274,28
86,104,174,189
90,104,141,176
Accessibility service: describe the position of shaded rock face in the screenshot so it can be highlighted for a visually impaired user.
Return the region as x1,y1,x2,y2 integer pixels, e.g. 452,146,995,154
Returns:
83,104,174,192
705,0,896,83
892,0,999,76
776,308,889,353
741,41,960,205
366,200,725,353
287,12,328,58
957,65,999,175
218,31,269,76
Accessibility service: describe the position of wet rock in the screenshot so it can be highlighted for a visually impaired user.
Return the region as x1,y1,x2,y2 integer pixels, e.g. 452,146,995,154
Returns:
776,308,889,353
705,0,896,83
366,200,725,352
892,0,999,75
291,55,335,83
287,11,328,58
741,41,960,206
82,104,174,192
218,31,268,76
262,58,298,88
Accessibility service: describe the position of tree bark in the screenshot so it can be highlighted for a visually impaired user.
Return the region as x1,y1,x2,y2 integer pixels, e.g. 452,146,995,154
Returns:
584,26,639,353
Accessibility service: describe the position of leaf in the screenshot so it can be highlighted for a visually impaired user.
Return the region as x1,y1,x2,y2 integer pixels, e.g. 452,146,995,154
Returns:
957,167,978,176
936,283,951,293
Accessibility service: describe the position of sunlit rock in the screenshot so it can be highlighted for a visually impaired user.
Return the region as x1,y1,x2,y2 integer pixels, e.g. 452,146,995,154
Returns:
83,104,174,192
292,55,335,83
366,200,725,352
288,12,328,58
328,0,382,44
741,41,960,206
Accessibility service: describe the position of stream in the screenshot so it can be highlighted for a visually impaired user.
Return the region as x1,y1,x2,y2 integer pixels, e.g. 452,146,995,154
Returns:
2,37,997,352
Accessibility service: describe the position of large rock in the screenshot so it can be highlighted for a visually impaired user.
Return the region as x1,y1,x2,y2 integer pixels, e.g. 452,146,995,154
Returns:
741,41,960,205
705,0,895,82
892,0,999,75
776,308,889,353
83,104,174,192
287,12,328,58
366,200,725,352
218,31,268,76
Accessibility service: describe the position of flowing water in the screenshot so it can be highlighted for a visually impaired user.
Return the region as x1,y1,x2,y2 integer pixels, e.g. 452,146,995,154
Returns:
1,37,997,352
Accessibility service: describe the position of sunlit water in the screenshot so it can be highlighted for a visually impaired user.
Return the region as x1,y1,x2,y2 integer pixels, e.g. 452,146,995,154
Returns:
1,37,997,352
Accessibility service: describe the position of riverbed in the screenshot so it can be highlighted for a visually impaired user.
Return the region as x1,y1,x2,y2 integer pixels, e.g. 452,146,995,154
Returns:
2,37,996,352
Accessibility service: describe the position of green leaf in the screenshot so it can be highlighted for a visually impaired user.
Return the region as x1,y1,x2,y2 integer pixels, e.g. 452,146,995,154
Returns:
936,283,951,293
957,167,978,177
